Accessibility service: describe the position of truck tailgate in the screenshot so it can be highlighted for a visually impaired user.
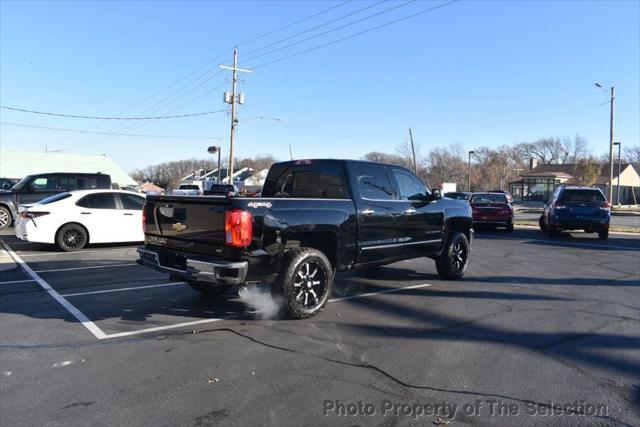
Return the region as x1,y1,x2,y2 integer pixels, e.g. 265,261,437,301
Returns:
143,196,231,256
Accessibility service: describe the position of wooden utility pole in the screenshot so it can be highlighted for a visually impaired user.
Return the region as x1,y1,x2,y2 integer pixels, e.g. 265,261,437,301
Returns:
408,128,417,174
220,48,251,184
607,86,615,203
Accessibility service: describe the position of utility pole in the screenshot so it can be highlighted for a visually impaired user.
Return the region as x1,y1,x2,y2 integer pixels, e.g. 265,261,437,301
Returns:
220,48,251,184
408,128,417,174
289,144,293,160
596,83,615,203
207,146,222,183
468,150,475,192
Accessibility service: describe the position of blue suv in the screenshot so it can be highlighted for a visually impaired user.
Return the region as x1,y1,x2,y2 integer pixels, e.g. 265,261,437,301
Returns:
539,186,611,239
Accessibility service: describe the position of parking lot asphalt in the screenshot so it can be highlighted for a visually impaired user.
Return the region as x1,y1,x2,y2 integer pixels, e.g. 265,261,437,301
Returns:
1,228,639,426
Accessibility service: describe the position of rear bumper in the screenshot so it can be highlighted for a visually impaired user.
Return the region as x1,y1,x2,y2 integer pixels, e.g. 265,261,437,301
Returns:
136,247,248,285
553,218,609,230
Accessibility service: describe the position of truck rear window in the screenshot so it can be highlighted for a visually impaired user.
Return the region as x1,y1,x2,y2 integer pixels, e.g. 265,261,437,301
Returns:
262,161,347,199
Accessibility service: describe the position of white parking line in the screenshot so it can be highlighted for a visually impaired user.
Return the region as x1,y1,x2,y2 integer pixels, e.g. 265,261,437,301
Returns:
16,247,137,258
62,282,186,297
0,279,37,285
98,283,434,339
34,263,137,273
0,241,108,340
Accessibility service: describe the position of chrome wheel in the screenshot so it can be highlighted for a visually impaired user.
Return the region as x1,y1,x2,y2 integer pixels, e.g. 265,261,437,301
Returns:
62,228,85,249
452,240,467,273
0,209,9,229
292,260,327,310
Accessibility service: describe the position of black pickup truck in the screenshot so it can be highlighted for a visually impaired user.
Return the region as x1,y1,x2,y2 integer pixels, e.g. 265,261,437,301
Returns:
137,159,473,318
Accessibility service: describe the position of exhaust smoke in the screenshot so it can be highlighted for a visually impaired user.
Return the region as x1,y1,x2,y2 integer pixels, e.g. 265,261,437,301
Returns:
238,285,284,320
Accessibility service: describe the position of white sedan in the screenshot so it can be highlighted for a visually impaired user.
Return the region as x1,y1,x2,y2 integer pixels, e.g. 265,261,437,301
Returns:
15,190,146,251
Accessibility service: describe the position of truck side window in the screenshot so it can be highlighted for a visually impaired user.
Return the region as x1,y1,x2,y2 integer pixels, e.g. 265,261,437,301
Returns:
354,164,394,200
29,176,56,192
392,169,427,200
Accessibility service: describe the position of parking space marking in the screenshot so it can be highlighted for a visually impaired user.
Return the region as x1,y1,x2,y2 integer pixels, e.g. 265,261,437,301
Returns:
15,247,137,258
0,279,37,285
1,241,108,340
329,283,431,303
102,317,232,339
99,283,435,339
34,263,137,273
62,282,186,297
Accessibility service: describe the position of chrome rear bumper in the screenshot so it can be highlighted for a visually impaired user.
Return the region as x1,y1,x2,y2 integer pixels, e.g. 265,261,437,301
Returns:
136,247,248,285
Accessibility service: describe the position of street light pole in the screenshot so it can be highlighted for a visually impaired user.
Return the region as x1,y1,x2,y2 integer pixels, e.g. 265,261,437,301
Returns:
468,150,475,192
614,142,621,205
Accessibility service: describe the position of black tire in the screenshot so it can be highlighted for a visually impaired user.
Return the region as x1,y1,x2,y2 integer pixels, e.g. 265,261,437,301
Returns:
435,231,470,280
539,215,547,232
506,222,514,232
274,247,333,319
598,229,609,240
188,281,232,296
56,223,88,251
0,206,11,230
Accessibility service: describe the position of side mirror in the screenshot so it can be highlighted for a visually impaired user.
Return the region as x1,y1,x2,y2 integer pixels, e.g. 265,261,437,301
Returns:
432,189,442,200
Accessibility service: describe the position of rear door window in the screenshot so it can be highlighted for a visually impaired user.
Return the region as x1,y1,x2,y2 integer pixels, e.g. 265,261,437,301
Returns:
77,176,98,190
559,189,606,203
262,161,347,199
352,163,395,200
76,193,117,209
57,177,77,191
120,194,145,210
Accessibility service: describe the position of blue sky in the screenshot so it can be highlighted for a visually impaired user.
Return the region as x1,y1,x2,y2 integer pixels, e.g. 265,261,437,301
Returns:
1,0,638,171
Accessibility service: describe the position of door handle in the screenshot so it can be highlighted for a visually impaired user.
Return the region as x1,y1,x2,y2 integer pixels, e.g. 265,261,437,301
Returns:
123,213,134,216
361,208,375,215
81,212,91,215
404,208,416,214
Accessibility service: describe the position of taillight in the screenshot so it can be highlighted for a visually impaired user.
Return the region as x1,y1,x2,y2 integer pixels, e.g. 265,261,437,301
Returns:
225,209,252,247
601,202,611,209
142,208,146,233
227,192,233,197
20,211,49,219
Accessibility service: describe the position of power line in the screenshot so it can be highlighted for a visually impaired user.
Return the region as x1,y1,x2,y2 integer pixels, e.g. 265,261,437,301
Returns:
244,0,417,63
251,0,460,69
242,0,388,58
0,121,223,140
236,0,354,47
1,106,226,120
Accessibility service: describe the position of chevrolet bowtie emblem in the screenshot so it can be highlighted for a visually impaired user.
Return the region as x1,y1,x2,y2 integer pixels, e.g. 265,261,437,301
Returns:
172,223,187,232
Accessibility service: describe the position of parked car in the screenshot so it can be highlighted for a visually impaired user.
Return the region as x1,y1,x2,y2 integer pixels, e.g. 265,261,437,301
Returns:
137,159,474,319
470,192,514,231
539,186,610,239
0,172,111,230
444,191,472,201
171,184,202,196
204,184,239,196
0,178,19,191
15,190,145,251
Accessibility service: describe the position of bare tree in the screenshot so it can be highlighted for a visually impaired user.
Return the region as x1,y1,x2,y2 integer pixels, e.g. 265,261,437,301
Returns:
624,145,640,164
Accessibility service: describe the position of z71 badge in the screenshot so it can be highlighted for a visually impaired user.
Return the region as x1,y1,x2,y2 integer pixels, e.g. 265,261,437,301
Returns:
247,202,272,209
